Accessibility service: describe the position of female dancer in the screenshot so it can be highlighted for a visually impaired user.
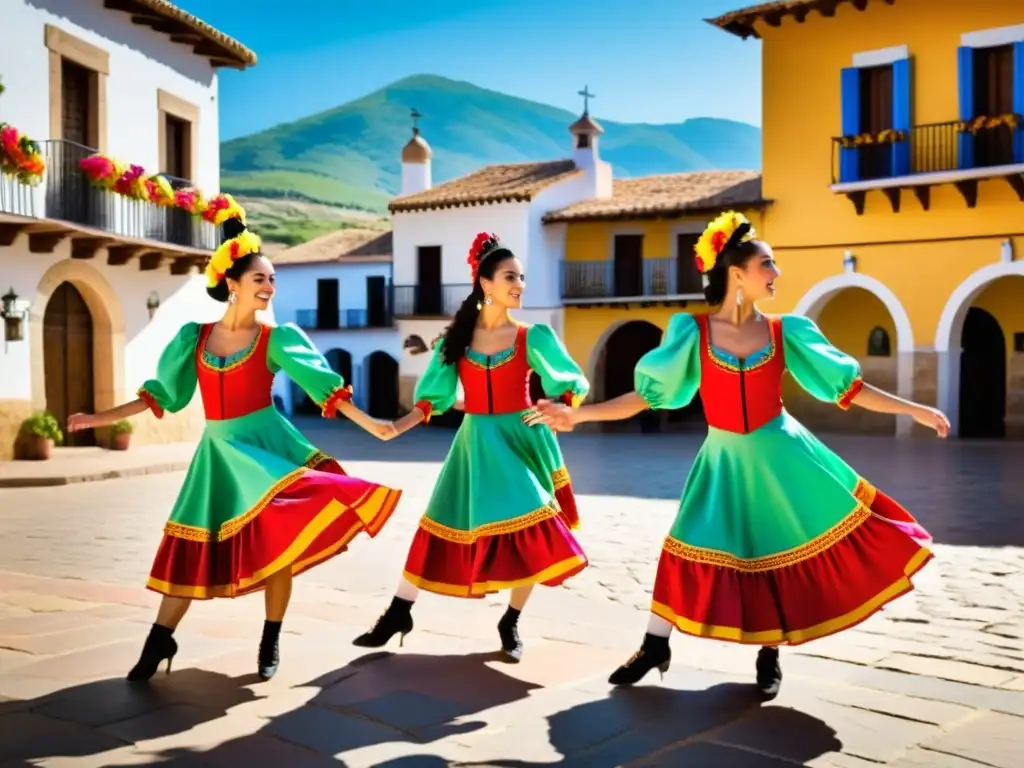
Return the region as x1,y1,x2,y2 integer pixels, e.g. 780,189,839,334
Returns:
536,211,948,698
351,232,589,661
67,197,402,682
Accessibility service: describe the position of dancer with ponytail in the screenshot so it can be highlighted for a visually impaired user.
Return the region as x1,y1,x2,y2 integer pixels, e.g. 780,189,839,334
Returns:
66,196,402,682
536,211,948,698
352,232,589,661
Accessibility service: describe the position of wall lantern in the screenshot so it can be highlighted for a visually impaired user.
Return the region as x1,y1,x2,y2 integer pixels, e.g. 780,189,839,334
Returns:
842,250,857,274
1000,239,1014,263
1,286,27,343
146,290,160,320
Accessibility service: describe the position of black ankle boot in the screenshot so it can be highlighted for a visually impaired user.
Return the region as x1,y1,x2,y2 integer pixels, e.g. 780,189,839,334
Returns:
608,633,672,686
755,646,782,700
353,597,414,648
258,620,282,681
497,607,524,662
127,623,178,683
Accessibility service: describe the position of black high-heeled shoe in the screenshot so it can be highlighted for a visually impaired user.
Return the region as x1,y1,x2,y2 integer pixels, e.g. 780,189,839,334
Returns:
755,646,782,700
608,634,672,686
258,620,281,681
353,598,414,648
127,624,178,683
497,608,524,662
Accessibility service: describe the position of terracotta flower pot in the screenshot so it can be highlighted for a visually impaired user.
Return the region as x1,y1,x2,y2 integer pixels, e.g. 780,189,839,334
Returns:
109,432,131,452
22,435,53,461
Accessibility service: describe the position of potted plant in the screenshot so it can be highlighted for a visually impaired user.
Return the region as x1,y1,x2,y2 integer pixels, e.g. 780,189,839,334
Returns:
108,419,133,451
19,410,63,460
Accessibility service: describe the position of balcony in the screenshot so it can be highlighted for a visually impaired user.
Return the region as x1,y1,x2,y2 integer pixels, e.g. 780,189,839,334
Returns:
295,307,393,330
830,116,1024,214
561,259,704,304
0,139,219,270
393,284,472,318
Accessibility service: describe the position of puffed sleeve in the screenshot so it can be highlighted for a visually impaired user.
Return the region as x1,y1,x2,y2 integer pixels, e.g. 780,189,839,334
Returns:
413,338,459,423
526,324,590,407
136,322,200,418
781,314,863,409
268,323,352,417
634,313,701,410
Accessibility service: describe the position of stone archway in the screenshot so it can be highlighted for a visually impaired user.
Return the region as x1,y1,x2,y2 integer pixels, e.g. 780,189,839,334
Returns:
792,273,915,436
31,260,124,421
935,261,1024,438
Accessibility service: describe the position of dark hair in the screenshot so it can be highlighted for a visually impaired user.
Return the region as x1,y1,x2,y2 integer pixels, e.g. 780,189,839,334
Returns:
702,222,766,305
440,243,514,366
206,217,263,302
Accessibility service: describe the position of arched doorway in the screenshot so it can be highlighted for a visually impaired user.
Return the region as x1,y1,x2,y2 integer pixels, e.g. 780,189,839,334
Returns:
367,351,399,418
958,307,1006,438
43,282,95,446
326,348,353,387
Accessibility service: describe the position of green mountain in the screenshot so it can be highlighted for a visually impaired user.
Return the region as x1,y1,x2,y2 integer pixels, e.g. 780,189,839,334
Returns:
220,75,761,214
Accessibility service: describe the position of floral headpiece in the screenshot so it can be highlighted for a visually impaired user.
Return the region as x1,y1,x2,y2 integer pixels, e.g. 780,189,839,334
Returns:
205,197,261,288
466,231,503,283
694,210,756,274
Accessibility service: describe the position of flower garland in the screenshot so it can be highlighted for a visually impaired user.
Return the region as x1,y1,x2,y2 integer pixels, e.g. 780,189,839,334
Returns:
836,128,907,149
694,210,755,274
957,113,1020,135
0,123,45,185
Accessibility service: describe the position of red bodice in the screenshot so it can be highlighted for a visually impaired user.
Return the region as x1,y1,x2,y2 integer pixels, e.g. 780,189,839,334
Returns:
195,324,275,420
697,314,785,434
457,326,534,415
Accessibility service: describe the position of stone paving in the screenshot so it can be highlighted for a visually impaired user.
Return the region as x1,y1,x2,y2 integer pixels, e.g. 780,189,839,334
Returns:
1,423,1023,766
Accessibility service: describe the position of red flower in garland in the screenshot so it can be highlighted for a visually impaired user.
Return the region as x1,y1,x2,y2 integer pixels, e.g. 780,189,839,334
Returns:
467,231,500,282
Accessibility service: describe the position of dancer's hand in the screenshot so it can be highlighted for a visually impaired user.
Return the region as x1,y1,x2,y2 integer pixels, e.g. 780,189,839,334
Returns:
67,413,98,433
911,405,950,438
532,400,577,432
368,419,399,441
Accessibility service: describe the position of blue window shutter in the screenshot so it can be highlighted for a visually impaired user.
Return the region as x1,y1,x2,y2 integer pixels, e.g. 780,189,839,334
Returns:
839,67,861,182
1013,41,1024,164
892,57,912,176
957,46,975,169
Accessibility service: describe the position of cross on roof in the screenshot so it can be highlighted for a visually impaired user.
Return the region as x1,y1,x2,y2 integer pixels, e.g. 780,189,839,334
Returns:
410,108,422,131
577,86,595,115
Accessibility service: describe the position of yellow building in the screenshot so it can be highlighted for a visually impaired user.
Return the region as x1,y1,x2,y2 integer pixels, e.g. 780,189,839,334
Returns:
543,172,768,431
699,0,1024,439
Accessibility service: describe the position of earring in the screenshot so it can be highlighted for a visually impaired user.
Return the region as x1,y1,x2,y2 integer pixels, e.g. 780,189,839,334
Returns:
475,300,482,311
229,291,237,304
484,295,493,306
735,287,744,307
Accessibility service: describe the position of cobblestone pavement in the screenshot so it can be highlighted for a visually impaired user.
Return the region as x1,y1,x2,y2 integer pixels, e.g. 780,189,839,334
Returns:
1,423,1023,766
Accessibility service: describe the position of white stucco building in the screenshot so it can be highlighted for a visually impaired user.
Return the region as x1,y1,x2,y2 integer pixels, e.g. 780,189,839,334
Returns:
269,229,401,418
388,107,613,409
0,0,256,458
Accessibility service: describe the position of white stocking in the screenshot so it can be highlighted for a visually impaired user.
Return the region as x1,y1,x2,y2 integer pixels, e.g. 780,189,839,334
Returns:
645,613,673,638
395,577,420,602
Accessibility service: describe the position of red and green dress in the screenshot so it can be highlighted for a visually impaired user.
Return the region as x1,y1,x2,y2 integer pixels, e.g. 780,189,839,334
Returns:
405,323,589,597
638,312,932,645
137,322,402,599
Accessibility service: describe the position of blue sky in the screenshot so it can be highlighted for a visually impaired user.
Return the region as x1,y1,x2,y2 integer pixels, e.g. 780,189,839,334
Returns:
177,0,761,141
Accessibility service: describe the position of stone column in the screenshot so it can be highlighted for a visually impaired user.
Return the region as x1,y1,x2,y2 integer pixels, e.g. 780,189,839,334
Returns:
1007,353,1024,439
910,348,939,438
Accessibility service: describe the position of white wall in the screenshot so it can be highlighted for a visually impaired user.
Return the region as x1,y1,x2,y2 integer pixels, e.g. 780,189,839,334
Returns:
272,260,393,328
0,239,220,403
0,0,220,191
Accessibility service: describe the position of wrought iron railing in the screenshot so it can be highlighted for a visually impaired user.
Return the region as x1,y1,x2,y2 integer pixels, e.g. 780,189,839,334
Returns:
561,258,704,300
295,307,393,330
38,140,219,250
831,116,1024,184
393,284,472,317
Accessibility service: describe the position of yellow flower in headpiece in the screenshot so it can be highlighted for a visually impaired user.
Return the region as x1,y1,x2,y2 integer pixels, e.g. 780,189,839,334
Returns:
205,230,262,288
694,210,756,274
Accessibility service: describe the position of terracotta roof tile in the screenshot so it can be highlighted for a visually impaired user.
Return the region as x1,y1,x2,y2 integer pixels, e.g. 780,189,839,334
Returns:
271,229,392,265
542,171,767,223
108,0,256,68
708,0,867,39
389,160,580,213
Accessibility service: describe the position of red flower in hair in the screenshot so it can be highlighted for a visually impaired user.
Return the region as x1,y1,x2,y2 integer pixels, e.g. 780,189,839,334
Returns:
710,230,728,255
467,231,500,282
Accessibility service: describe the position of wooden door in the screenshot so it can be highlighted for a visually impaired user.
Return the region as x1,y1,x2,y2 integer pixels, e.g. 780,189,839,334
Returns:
973,45,1015,167
858,64,894,180
613,235,643,298
416,246,442,315
675,233,703,295
44,283,95,447
366,275,388,327
164,115,189,179
61,59,91,146
316,278,340,329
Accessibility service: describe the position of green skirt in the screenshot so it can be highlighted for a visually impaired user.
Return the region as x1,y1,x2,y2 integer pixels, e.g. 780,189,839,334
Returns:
403,412,587,597
148,406,401,598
